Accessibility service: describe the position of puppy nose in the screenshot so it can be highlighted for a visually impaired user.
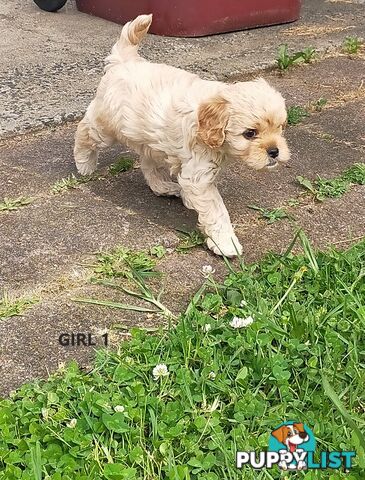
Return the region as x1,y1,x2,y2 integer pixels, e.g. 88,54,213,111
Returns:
268,147,279,159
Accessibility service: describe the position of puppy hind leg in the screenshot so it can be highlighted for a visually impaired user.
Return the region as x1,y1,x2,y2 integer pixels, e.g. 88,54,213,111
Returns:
147,168,181,197
74,110,116,175
74,117,98,175
140,151,181,197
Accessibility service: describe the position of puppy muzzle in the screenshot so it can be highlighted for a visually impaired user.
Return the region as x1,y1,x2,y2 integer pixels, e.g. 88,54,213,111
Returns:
267,157,278,168
266,147,280,168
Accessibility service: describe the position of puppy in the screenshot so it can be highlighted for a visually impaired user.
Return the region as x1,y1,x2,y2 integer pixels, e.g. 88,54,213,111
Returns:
74,14,290,257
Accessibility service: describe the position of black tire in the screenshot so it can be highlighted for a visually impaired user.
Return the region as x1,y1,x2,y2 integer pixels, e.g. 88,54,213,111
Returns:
33,0,68,12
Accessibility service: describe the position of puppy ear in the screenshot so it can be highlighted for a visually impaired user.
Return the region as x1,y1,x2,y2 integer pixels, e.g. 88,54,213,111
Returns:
271,426,287,445
294,423,305,432
197,97,229,148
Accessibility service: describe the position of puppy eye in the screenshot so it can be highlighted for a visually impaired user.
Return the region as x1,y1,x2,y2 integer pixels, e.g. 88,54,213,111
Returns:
243,129,257,139
287,431,293,437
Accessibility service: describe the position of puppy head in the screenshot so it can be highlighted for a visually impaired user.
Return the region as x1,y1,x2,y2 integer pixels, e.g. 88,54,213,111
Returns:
197,79,290,170
272,423,309,452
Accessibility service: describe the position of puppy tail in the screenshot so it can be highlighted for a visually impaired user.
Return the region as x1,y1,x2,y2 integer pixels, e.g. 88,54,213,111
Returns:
106,14,152,66
120,14,153,47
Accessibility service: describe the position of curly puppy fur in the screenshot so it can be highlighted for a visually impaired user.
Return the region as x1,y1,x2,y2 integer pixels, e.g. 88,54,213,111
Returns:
74,14,290,257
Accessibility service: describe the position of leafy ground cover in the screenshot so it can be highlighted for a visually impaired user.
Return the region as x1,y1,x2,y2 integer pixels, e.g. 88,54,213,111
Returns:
51,156,133,194
247,205,289,224
287,98,327,126
342,36,363,55
287,106,310,126
0,197,33,212
276,45,316,71
176,230,206,253
51,174,94,194
297,163,365,201
0,293,38,320
0,233,364,479
108,157,134,176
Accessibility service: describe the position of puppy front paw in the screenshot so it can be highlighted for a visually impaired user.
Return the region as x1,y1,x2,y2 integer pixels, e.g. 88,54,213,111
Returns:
207,233,242,258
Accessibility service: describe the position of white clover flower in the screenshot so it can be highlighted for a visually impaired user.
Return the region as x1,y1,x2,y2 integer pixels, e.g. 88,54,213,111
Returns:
208,371,216,380
201,265,216,278
229,315,254,329
114,405,125,413
230,316,245,329
152,363,169,380
67,418,77,428
41,408,49,420
242,315,254,326
58,362,65,371
240,299,247,307
203,323,212,333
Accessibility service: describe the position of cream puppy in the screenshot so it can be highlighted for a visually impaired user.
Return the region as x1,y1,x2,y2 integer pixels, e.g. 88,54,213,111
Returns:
74,14,290,257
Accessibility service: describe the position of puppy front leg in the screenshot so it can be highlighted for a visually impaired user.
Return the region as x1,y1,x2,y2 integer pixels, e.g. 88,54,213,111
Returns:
178,173,242,257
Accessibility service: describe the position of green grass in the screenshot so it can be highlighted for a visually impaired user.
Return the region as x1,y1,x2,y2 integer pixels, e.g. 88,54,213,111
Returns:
248,205,289,223
287,106,310,126
51,157,133,194
90,246,159,280
342,162,365,184
300,46,316,63
342,36,363,55
51,174,94,194
0,232,364,478
0,197,33,212
297,162,365,201
276,44,303,70
317,132,334,142
76,246,172,318
276,44,316,71
176,229,205,253
311,97,328,112
0,293,38,319
287,198,300,207
109,157,134,176
287,98,328,126
150,245,167,259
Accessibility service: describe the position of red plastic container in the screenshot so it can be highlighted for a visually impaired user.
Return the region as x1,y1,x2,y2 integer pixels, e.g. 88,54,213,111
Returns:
75,0,301,37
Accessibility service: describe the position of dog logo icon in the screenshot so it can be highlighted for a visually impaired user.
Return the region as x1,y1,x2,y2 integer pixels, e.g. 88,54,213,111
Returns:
268,421,316,471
